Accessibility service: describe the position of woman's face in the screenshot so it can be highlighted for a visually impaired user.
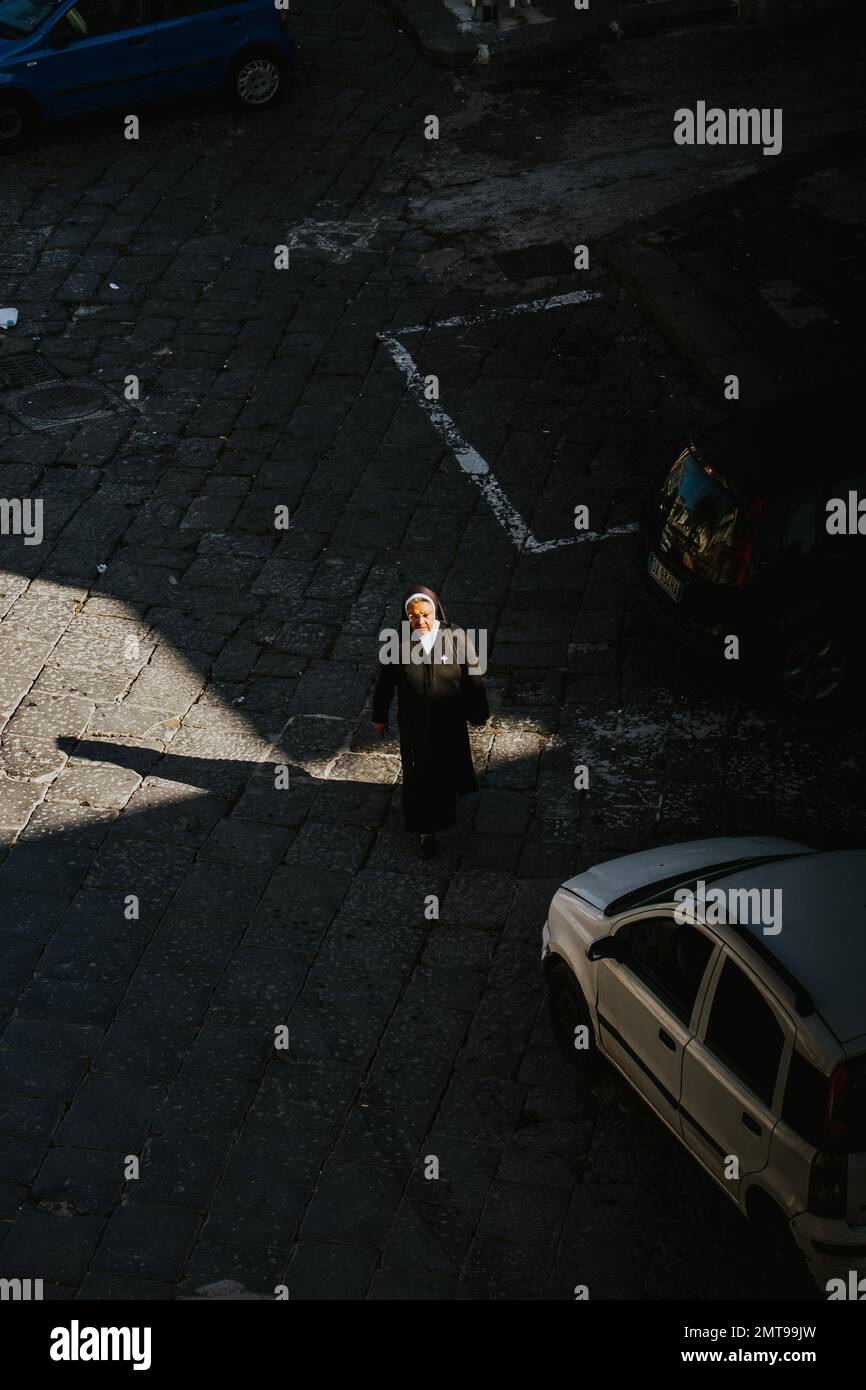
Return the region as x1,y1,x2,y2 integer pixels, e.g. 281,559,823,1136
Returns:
407,599,435,633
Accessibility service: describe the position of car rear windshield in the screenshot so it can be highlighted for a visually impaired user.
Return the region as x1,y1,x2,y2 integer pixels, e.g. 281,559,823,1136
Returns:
0,1,60,36
656,450,756,584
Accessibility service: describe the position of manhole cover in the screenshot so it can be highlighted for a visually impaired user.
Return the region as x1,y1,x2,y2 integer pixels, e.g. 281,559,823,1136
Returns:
494,242,574,280
0,352,61,390
3,378,126,431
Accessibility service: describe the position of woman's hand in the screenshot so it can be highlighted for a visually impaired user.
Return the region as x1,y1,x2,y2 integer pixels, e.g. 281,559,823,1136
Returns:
373,722,387,736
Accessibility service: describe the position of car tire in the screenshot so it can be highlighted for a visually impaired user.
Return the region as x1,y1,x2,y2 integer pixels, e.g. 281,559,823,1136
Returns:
0,93,39,154
227,49,288,111
774,611,854,716
545,959,598,1070
746,1193,814,1294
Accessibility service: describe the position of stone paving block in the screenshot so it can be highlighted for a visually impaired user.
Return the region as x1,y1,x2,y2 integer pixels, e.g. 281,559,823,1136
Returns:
0,1049,85,1100
283,821,373,874
458,1236,553,1301
301,1160,404,1247
0,842,92,899
0,1135,47,1186
91,1205,201,1282
126,1134,232,1211
0,1209,104,1285
383,1198,476,1275
198,817,295,868
202,1175,305,1248
58,887,169,938
92,1021,195,1080
211,949,307,1016
37,935,141,987
434,1073,527,1146
0,735,69,782
32,1147,128,1217
284,1240,378,1300
16,977,127,1028
478,1180,570,1246
1,1019,104,1059
176,1241,286,1300
85,836,193,897
0,1091,65,1142
247,1066,362,1130
441,873,516,928
77,1272,176,1299
153,1074,257,1140
56,1075,165,1150
368,1268,458,1299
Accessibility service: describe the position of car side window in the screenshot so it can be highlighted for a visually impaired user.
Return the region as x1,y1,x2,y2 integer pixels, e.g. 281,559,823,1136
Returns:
704,958,784,1107
619,917,715,1026
53,0,147,42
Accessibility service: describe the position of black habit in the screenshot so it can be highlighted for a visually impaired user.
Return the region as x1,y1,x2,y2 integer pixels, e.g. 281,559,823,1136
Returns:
372,585,490,833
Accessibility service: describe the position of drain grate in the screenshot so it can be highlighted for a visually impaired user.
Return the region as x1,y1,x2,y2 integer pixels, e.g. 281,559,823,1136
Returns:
0,352,62,390
4,379,127,431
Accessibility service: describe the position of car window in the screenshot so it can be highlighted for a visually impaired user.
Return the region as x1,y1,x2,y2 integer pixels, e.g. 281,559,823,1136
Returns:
53,0,147,40
704,958,784,1106
781,1048,828,1147
619,917,715,1025
0,0,59,37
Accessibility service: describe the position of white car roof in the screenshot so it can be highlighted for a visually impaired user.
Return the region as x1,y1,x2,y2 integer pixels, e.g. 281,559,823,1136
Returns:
708,850,866,1046
561,836,814,913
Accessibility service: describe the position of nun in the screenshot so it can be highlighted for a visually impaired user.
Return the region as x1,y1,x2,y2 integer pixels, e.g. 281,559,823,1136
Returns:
372,585,489,858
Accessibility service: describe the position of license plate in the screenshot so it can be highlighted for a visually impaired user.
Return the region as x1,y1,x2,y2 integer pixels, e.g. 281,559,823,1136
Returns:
647,551,683,603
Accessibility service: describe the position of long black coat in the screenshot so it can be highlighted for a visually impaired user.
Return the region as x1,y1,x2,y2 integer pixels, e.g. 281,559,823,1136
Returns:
372,591,489,833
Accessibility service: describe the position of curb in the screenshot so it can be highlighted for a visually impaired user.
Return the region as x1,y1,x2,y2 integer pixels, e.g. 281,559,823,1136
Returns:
602,134,864,406
606,240,788,404
379,0,736,67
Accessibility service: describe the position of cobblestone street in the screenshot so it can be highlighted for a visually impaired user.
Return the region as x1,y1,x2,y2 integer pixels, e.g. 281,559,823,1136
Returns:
0,0,863,1301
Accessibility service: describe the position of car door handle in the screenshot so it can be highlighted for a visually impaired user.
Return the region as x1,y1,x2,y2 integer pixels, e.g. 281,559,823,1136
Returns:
742,1112,762,1136
658,1028,676,1051
127,35,148,45
222,15,239,23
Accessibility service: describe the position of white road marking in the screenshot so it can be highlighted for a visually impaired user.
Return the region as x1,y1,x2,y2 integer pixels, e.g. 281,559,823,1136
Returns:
378,289,638,553
396,287,601,335
284,218,383,264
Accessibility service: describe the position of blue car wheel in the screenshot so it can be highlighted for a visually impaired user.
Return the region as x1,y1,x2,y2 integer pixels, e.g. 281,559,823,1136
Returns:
227,49,287,110
0,93,38,153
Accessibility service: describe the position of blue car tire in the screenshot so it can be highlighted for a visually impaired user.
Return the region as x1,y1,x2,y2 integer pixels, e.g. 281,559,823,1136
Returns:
0,92,39,154
226,48,287,111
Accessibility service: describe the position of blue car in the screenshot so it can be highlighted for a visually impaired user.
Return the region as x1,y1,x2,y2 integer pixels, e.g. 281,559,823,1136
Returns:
0,0,297,150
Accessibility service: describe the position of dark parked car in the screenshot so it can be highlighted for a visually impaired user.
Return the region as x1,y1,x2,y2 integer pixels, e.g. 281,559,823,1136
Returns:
639,396,865,710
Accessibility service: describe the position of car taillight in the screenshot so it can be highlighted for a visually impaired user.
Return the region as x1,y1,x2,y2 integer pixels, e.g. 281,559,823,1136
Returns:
728,493,764,587
808,1151,848,1218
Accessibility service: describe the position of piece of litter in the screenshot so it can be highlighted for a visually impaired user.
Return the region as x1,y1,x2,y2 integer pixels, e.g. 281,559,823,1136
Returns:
96,563,108,573
109,282,119,290
232,696,246,704
0,308,19,329
168,576,178,585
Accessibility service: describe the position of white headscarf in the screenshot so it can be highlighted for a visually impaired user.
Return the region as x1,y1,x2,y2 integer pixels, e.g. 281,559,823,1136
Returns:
405,593,440,655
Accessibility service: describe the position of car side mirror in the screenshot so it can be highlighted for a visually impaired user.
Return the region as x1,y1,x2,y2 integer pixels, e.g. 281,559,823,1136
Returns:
587,936,621,962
